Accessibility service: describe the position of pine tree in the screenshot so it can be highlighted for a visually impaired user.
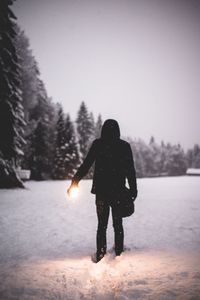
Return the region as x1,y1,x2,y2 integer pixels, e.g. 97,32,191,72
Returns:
14,25,40,121
0,0,25,161
186,144,200,169
15,26,45,173
192,144,200,168
53,106,67,179
149,136,160,175
89,112,96,142
30,120,49,180
137,138,151,177
158,141,167,175
29,81,54,180
76,101,94,160
15,24,58,178
128,138,145,178
164,143,187,175
128,137,187,178
64,114,79,179
0,0,25,187
186,148,193,168
95,114,103,138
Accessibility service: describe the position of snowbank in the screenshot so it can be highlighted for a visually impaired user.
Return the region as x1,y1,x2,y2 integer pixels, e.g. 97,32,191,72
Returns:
0,177,200,299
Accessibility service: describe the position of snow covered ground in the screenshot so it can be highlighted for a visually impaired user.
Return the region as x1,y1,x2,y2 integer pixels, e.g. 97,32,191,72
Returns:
0,176,200,299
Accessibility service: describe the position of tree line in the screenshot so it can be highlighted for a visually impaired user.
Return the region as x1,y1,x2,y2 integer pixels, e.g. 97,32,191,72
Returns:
0,1,199,188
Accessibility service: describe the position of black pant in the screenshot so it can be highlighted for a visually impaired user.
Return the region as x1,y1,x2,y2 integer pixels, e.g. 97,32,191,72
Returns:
96,194,124,255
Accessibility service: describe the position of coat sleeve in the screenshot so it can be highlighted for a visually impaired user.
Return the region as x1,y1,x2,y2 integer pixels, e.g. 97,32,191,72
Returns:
72,140,97,184
126,144,137,196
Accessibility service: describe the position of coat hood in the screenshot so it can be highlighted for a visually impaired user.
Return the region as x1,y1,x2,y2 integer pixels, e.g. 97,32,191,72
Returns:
101,119,120,140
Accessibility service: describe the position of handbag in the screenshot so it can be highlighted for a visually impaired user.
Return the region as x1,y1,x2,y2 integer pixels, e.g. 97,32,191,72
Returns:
116,187,135,218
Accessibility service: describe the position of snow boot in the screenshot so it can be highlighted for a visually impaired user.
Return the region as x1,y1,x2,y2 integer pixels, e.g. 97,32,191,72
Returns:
115,250,123,256
91,252,105,263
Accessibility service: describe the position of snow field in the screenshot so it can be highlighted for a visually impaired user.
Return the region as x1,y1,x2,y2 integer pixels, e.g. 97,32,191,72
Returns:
0,177,200,299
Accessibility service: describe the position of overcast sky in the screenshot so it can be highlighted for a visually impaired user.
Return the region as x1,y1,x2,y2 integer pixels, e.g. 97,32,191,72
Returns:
13,0,200,149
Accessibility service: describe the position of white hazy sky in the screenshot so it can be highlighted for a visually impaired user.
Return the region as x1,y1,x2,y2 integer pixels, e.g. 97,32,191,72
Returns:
13,0,200,149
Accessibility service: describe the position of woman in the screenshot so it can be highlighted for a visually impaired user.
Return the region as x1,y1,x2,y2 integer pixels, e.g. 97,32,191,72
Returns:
67,119,137,262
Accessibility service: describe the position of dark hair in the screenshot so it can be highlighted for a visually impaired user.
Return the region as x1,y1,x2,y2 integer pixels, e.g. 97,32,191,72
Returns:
101,119,120,140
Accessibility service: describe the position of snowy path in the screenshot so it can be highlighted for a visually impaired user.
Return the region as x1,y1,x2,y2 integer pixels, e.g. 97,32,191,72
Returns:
0,177,200,299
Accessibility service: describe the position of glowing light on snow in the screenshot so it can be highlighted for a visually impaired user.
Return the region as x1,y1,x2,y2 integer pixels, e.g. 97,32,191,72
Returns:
69,187,79,198
89,256,121,280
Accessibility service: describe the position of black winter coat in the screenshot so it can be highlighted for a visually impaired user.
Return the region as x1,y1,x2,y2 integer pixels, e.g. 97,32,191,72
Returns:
72,138,137,196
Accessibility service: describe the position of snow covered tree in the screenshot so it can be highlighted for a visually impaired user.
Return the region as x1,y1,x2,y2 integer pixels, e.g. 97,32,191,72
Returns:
15,26,57,178
15,26,43,172
95,114,103,138
30,120,49,180
0,0,25,161
158,141,168,175
64,114,79,179
0,0,25,187
128,137,187,178
187,144,200,168
128,138,145,178
164,143,187,176
76,101,95,160
148,136,161,175
28,80,55,180
53,106,67,179
89,112,96,141
14,26,40,121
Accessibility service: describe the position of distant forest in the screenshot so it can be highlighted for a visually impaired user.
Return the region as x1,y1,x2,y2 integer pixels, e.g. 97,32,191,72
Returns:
0,1,200,188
